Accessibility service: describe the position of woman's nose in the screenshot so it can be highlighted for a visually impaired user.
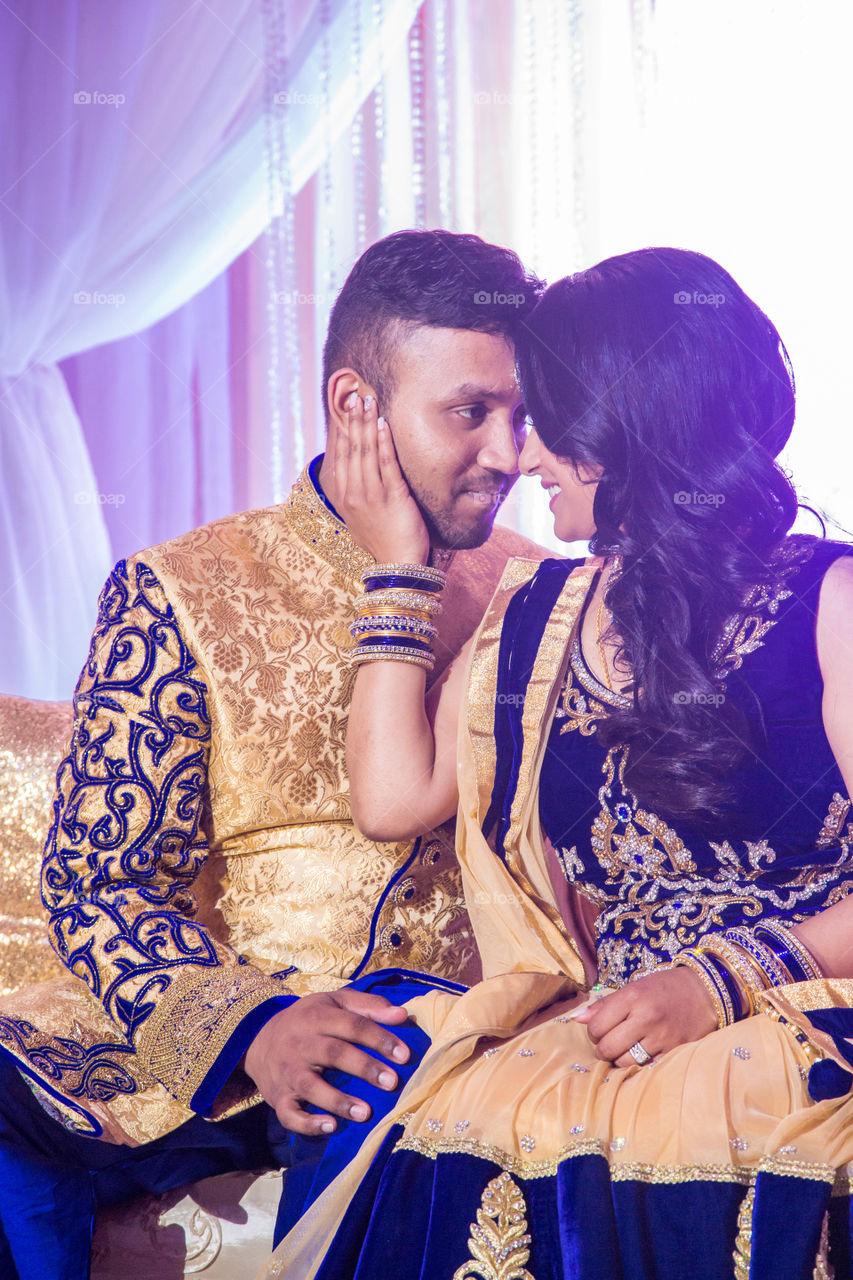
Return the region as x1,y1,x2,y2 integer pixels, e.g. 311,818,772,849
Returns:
518,427,541,475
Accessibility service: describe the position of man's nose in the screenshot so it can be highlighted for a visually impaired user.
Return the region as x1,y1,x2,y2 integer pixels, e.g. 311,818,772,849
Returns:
477,414,522,476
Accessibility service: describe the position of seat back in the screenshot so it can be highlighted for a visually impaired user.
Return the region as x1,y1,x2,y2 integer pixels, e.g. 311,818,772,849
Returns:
0,694,72,994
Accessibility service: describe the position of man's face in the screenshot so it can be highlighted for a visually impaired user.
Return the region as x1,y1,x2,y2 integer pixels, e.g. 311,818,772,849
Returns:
381,326,527,551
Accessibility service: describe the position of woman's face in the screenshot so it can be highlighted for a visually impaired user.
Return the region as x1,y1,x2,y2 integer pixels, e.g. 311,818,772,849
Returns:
518,427,602,543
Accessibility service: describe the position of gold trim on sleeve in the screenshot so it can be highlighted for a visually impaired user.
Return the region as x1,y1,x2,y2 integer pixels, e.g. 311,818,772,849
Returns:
136,964,290,1105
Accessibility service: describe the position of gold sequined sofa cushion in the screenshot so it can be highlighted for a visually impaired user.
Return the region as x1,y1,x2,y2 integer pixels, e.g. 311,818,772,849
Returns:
0,694,70,994
0,693,280,1276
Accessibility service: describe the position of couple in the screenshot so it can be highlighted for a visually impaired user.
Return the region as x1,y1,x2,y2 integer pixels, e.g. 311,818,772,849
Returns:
0,228,550,1279
265,246,853,1279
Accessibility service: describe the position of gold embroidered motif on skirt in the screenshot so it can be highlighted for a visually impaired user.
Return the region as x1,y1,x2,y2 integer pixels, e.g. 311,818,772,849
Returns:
814,1210,834,1280
733,1183,755,1280
452,1172,536,1280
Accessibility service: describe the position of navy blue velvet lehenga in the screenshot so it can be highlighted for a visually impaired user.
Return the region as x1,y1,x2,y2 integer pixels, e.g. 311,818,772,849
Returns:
266,534,853,1280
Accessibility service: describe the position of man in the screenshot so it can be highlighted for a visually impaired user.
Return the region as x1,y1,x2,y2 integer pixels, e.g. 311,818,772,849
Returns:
0,229,546,1279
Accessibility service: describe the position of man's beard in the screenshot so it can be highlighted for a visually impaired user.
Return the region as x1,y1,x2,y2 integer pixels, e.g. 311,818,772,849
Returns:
404,469,514,552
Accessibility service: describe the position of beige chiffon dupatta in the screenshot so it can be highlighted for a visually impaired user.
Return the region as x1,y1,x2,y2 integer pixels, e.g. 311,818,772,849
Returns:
261,559,597,1280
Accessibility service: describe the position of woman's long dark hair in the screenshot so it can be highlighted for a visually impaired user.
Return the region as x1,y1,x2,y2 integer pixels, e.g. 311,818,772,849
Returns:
516,247,801,827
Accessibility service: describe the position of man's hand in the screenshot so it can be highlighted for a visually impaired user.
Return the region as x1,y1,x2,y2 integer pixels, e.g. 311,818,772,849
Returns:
573,966,718,1066
243,989,411,1135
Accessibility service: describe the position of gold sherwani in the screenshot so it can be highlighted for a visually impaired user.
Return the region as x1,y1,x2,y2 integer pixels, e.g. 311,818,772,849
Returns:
0,466,546,1145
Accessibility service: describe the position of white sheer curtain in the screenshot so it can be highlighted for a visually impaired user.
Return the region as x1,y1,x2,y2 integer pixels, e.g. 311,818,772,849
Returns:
0,0,419,698
0,0,267,698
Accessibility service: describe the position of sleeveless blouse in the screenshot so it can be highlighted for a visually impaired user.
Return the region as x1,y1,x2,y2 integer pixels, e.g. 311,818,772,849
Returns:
538,535,853,985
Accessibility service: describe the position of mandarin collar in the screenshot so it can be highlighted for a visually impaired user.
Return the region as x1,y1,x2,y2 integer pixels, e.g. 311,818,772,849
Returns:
282,459,374,583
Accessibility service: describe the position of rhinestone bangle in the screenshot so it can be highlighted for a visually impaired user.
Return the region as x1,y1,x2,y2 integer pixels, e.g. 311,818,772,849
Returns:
350,615,438,639
355,588,443,616
724,928,789,988
351,645,435,671
752,920,823,982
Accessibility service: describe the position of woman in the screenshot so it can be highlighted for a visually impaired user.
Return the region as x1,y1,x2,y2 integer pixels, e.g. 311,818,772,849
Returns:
264,249,853,1279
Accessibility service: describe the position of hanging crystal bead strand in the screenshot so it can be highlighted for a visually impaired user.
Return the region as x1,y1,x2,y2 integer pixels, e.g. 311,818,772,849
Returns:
350,0,368,254
262,0,303,495
409,9,426,227
547,0,565,263
319,0,337,301
433,0,452,227
262,0,286,500
523,0,541,270
567,0,588,269
630,0,657,130
373,0,389,232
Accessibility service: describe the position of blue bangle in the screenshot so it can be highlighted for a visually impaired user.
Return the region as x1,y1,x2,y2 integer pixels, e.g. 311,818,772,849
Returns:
352,634,433,654
752,922,820,982
363,573,443,592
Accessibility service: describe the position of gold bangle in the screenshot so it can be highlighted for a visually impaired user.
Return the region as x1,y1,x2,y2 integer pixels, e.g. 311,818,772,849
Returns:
699,936,765,1016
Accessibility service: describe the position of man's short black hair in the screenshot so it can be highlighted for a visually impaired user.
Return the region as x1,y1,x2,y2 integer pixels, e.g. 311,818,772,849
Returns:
321,229,544,423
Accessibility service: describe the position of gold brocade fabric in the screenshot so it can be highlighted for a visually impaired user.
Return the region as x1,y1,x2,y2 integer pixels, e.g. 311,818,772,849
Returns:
0,467,546,1143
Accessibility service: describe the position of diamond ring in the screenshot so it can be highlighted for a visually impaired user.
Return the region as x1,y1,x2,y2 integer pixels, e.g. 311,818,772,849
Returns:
629,1041,652,1066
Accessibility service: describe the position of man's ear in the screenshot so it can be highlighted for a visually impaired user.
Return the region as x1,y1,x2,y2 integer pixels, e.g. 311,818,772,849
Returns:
326,368,379,430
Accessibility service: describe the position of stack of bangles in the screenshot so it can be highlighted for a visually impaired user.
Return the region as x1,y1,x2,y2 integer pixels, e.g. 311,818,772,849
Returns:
349,562,448,673
670,919,823,1029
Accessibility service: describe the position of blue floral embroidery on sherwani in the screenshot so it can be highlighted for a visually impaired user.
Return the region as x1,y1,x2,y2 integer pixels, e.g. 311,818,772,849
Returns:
36,559,294,1117
43,560,214,1015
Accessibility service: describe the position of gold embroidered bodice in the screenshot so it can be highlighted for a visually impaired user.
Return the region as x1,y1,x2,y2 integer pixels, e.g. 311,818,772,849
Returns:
538,536,853,986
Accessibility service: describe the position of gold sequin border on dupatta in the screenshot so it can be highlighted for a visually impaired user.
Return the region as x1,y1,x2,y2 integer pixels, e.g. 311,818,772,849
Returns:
501,563,598,874
463,556,540,826
394,1133,835,1187
461,556,598,980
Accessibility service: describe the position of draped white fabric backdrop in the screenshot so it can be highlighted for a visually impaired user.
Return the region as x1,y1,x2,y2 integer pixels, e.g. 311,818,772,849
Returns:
2,0,851,698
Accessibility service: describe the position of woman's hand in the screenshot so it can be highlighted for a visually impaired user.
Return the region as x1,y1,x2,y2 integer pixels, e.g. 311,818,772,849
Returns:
334,392,430,565
573,966,718,1066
